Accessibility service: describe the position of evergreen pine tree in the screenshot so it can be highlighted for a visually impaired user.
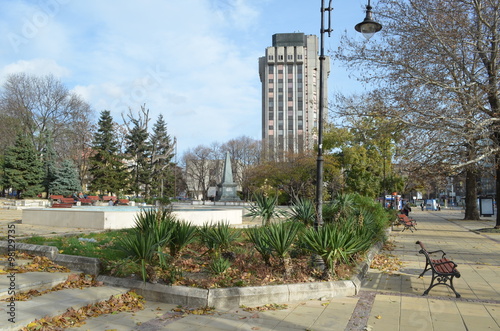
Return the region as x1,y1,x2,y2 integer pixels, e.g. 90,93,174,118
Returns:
49,159,82,196
150,114,175,198
88,110,128,195
2,134,44,198
125,117,151,198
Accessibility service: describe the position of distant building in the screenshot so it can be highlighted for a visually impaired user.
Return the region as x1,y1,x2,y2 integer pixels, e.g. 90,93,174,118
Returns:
259,33,330,160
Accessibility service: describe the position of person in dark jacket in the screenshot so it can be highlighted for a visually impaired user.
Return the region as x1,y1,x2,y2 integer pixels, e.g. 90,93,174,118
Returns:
402,203,412,216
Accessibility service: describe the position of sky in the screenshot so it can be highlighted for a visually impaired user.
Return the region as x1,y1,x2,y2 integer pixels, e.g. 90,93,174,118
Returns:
0,0,378,157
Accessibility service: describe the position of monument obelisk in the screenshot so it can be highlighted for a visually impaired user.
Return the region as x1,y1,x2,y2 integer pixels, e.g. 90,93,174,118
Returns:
216,152,240,201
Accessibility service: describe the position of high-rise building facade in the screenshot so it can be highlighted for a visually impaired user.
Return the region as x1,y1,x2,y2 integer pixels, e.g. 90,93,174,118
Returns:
259,33,330,160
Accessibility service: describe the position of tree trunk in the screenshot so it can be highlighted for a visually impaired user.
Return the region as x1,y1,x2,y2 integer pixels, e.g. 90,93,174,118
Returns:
464,168,480,220
496,154,500,229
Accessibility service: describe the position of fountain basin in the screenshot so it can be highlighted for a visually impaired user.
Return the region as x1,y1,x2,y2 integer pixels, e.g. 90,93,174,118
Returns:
22,206,243,229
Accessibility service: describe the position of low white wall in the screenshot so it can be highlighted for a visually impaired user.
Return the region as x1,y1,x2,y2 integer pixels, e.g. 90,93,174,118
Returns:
173,209,242,226
22,207,243,230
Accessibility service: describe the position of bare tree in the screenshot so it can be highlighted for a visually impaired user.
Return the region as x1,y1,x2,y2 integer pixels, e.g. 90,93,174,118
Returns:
336,0,500,224
0,73,94,155
183,146,214,200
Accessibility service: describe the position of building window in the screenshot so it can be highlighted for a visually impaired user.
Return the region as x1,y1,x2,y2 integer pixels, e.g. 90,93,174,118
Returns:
297,54,303,60
287,54,293,61
268,55,274,61
278,55,284,61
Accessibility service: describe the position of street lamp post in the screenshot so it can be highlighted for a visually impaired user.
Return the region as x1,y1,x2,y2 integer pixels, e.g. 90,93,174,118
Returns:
314,0,382,230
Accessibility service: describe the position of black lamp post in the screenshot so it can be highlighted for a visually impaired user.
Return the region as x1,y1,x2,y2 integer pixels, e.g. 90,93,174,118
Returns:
315,0,382,230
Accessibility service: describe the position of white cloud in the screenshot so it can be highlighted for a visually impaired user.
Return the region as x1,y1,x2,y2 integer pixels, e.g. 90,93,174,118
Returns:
0,58,70,82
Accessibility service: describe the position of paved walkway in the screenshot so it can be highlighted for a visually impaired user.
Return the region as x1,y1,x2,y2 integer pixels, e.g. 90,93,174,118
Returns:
1,207,500,330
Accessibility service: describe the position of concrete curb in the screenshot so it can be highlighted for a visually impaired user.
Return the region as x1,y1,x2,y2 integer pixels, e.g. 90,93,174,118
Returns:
0,241,101,275
97,275,357,309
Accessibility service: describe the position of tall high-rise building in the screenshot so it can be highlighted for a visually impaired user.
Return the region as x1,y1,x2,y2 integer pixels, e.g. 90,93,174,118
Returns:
259,33,330,160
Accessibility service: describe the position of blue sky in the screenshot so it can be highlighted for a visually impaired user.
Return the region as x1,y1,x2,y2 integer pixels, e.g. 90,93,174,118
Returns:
0,0,378,156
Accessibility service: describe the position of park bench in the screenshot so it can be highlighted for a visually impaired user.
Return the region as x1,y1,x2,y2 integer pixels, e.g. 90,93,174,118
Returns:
416,241,461,298
59,197,77,204
49,195,64,202
78,198,94,205
86,196,100,201
118,199,130,205
102,196,116,202
51,203,73,208
397,214,417,232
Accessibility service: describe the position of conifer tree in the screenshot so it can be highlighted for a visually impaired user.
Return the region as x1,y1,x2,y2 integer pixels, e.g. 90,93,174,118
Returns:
49,159,81,196
125,113,151,197
88,110,127,195
2,133,43,198
150,114,175,198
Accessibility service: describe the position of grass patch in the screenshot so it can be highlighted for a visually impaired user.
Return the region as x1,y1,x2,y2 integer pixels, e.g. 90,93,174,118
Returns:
19,229,135,262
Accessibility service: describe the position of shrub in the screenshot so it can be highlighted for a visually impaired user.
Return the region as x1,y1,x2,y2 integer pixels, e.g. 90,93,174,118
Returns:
264,221,303,278
301,222,373,279
208,256,232,275
245,227,272,266
199,221,241,257
168,220,198,259
245,193,288,226
289,198,316,227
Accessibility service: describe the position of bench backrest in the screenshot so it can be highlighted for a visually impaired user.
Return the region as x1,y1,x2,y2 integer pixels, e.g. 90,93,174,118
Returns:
60,198,76,203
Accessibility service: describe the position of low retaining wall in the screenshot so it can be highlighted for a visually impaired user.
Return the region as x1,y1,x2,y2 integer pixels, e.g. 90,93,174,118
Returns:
22,207,243,229
0,242,101,275
97,275,356,309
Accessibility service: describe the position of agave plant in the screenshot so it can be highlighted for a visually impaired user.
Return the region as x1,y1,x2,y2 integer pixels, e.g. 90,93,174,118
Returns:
324,193,357,224
117,209,175,281
245,226,272,266
208,256,232,275
289,198,316,227
199,221,241,257
133,208,175,267
168,220,198,260
301,223,372,279
263,222,302,278
245,193,287,226
117,230,169,282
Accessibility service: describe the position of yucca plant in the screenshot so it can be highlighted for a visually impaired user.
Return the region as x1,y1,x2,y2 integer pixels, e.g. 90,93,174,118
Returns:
324,193,357,224
199,221,241,257
208,256,232,275
168,221,198,260
264,221,302,278
133,208,175,268
301,223,372,279
245,227,272,266
117,230,168,282
245,193,287,226
289,198,316,227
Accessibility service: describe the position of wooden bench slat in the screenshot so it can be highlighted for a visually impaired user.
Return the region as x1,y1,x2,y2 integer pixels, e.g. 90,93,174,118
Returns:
51,203,73,208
